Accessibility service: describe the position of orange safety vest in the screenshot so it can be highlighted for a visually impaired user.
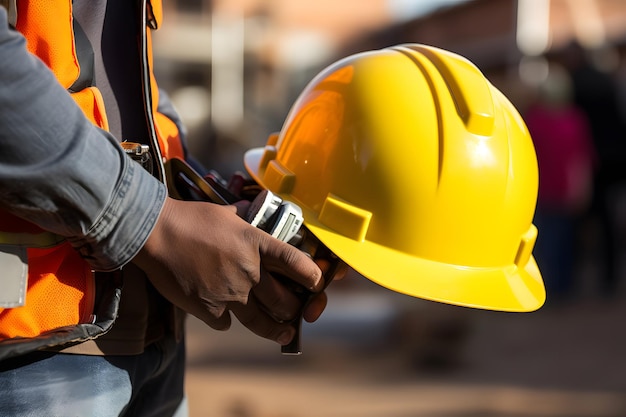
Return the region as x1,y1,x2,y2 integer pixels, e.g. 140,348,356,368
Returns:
0,0,183,349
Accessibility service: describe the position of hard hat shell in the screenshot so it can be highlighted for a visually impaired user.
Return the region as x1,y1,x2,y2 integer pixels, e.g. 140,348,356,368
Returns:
244,44,545,312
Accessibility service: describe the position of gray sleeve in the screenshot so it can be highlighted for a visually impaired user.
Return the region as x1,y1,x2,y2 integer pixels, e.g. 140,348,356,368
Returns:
0,9,166,271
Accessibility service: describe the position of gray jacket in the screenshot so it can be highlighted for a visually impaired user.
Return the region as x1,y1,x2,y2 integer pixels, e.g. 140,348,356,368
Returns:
0,6,166,272
0,3,177,359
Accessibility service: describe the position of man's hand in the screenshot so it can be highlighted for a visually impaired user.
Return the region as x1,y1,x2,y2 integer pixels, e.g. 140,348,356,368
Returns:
132,197,324,346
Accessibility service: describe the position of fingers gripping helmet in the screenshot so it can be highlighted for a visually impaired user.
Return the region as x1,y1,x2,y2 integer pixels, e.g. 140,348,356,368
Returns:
245,44,545,312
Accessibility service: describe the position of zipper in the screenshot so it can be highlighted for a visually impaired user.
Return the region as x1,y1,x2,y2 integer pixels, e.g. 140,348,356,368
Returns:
139,0,167,186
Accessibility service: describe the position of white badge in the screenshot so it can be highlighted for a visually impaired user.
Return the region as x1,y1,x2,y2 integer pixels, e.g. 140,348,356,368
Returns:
0,245,28,308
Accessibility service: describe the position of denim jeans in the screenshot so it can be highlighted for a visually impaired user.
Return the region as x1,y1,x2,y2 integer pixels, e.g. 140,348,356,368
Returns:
0,336,187,417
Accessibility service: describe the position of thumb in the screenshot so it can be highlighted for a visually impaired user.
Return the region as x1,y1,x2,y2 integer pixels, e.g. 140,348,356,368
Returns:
257,233,323,292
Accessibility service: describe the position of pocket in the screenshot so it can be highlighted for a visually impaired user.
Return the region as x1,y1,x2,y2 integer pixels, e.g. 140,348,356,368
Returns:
0,243,94,340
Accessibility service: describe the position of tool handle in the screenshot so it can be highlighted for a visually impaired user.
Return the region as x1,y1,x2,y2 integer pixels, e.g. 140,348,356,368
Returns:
281,316,304,355
280,254,343,355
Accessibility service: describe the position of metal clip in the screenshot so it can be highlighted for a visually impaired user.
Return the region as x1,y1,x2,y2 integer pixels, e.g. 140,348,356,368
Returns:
121,141,153,174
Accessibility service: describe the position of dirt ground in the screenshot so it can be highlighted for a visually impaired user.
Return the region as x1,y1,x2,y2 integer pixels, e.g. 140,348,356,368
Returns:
182,270,626,417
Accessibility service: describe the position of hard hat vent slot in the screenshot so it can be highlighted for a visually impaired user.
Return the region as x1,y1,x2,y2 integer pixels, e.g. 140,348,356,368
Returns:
263,160,296,194
266,132,280,147
514,224,538,268
318,194,372,242
259,146,277,171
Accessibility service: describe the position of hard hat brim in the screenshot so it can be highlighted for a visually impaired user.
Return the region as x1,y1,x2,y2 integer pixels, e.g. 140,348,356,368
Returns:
245,148,545,313
305,219,545,312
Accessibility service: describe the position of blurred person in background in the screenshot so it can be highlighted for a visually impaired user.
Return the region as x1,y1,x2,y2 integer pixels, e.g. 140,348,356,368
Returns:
560,41,626,296
525,62,596,301
0,2,333,416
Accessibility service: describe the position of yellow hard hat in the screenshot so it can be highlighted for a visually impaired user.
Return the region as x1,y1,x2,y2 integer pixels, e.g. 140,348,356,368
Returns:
244,44,545,312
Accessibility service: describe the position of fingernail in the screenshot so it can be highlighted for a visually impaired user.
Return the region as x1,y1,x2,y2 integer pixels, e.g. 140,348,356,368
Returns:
310,273,323,291
278,330,293,346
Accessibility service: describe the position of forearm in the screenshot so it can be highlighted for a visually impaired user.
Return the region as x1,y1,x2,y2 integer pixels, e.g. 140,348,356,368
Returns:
0,10,166,271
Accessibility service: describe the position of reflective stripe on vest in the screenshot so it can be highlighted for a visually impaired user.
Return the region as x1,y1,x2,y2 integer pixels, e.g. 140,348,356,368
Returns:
0,231,65,248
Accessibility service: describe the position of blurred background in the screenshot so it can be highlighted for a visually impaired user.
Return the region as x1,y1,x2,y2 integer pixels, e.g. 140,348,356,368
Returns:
152,0,626,415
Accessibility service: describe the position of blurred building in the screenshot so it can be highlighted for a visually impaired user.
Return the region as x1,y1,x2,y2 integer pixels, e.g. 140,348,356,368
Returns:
340,0,626,111
152,0,626,172
153,0,398,172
